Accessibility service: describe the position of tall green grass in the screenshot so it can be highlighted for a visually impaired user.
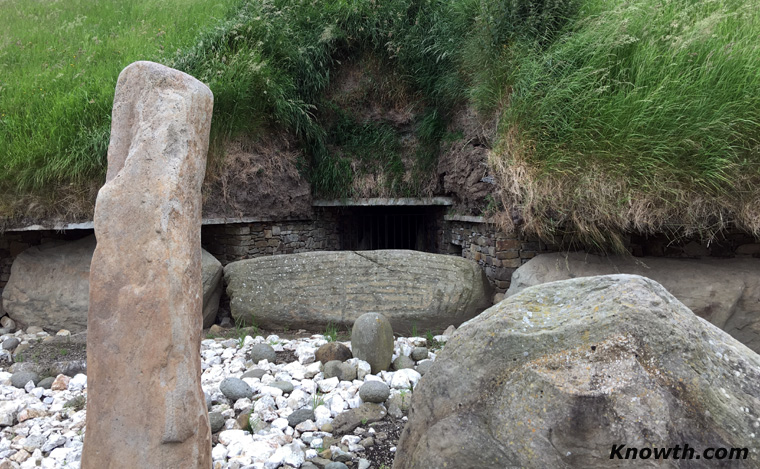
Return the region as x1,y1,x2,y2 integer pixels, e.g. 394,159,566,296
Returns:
0,0,242,194
505,0,760,188
491,0,760,244
1,0,758,242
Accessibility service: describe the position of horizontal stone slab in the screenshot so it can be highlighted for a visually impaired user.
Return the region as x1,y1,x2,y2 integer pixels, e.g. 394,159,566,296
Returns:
224,250,493,333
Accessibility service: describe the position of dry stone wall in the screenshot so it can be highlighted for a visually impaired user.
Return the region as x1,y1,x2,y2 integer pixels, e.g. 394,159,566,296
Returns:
439,217,556,293
201,208,341,265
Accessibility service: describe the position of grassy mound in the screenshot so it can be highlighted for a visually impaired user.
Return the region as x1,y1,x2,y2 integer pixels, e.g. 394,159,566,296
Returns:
1,0,758,248
0,0,242,199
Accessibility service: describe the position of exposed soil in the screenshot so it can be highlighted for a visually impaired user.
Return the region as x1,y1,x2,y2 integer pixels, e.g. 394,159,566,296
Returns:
362,415,406,468
436,105,499,215
202,132,313,221
2,332,87,378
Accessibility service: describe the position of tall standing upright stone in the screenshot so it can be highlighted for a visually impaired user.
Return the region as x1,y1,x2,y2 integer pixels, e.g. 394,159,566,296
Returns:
82,61,213,468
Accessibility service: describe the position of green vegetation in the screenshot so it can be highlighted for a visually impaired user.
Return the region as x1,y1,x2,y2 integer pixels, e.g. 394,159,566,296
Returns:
324,322,338,343
1,0,758,245
311,392,325,409
0,0,242,209
64,395,86,412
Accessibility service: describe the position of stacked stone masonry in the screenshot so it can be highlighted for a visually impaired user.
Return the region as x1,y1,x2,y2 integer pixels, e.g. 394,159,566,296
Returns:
1,212,759,293
440,220,556,293
201,209,341,265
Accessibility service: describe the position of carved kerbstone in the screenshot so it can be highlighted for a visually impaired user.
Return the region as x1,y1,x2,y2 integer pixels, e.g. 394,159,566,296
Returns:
82,61,213,468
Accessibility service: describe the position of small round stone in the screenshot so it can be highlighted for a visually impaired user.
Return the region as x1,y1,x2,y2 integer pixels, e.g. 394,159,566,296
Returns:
315,342,352,364
338,362,357,382
287,408,315,428
392,355,415,371
250,344,276,363
10,371,39,389
416,360,434,376
270,380,294,394
208,412,225,433
37,377,55,390
323,360,356,382
359,381,390,403
410,347,429,361
242,368,267,380
2,338,19,351
323,360,343,379
219,377,253,402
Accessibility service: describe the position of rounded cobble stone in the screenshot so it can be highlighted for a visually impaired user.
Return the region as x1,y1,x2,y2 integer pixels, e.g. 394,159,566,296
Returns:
219,377,253,402
359,380,390,403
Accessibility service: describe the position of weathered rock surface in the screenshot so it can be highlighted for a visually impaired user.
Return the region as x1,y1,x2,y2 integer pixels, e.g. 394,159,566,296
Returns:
315,342,352,364
1,235,222,332
201,249,223,328
358,381,390,404
82,61,213,468
2,236,94,332
396,275,760,468
351,313,394,374
507,253,760,352
225,250,492,333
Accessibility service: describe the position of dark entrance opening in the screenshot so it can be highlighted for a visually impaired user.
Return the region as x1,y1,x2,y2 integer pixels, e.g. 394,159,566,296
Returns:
337,206,443,252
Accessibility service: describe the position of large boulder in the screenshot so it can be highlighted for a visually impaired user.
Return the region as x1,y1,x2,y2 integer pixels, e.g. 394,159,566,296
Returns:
507,253,760,352
2,236,94,332
81,61,212,468
225,250,492,333
1,235,222,332
395,275,760,468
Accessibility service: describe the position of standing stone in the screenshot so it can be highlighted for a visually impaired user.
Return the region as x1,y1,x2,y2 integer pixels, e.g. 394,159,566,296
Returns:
351,313,394,374
82,61,213,469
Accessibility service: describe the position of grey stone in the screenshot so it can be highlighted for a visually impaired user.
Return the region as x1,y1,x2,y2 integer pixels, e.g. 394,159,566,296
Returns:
351,313,394,374
37,377,55,390
1,233,222,334
325,463,349,469
287,408,315,428
331,447,353,462
2,236,95,332
2,338,19,351
387,390,412,419
396,274,760,468
415,360,434,376
338,362,357,382
301,463,319,469
225,251,492,333
219,377,253,402
315,342,352,364
508,253,760,352
10,371,39,389
392,355,415,371
358,381,390,404
208,412,225,433
323,361,356,382
331,403,386,436
242,368,266,380
250,344,276,363
410,347,428,361
0,316,15,331
323,360,343,379
270,380,294,394
81,61,213,469
201,250,223,329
